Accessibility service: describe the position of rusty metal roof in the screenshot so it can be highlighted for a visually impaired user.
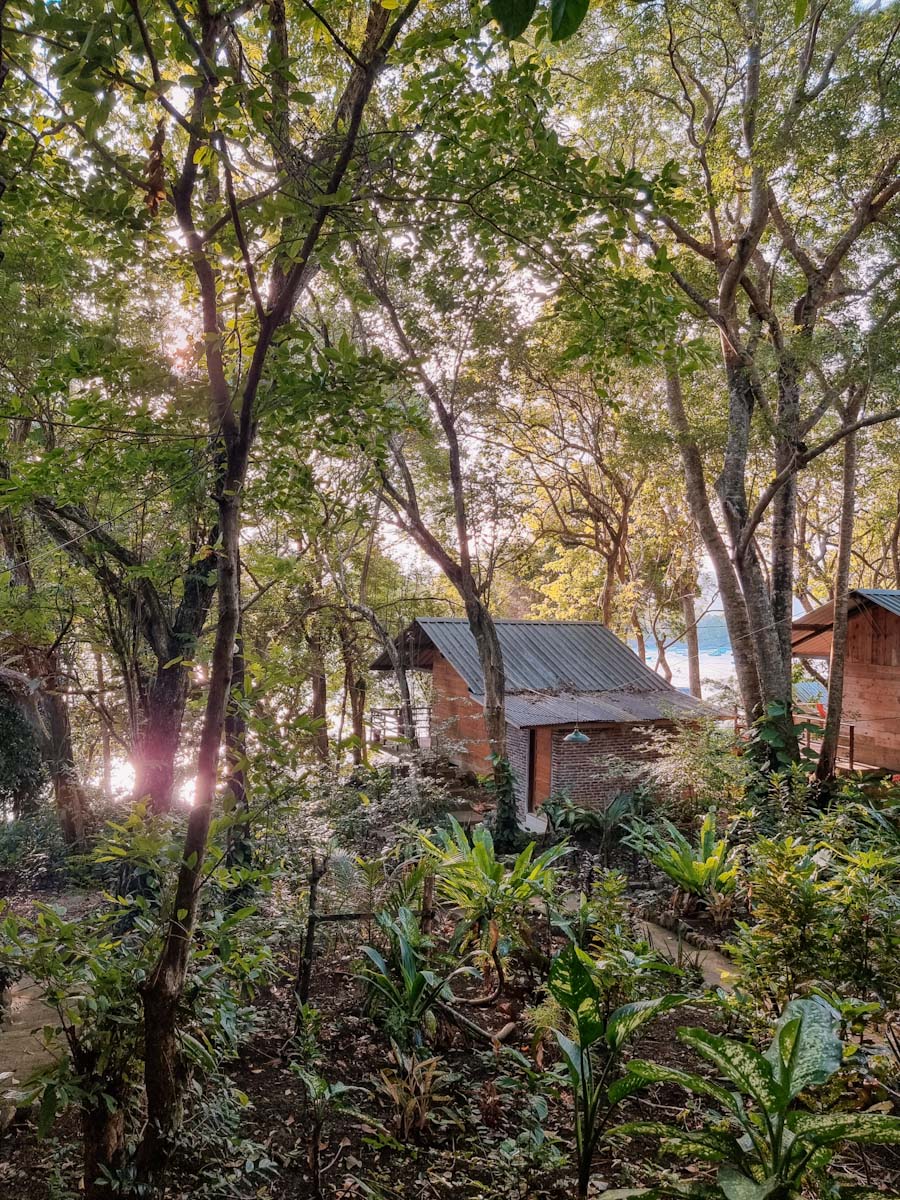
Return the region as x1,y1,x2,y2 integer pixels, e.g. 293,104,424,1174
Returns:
792,589,900,653
504,688,709,729
371,618,709,723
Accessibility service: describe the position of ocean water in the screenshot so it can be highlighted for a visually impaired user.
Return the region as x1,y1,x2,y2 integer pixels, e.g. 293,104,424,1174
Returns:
630,612,737,690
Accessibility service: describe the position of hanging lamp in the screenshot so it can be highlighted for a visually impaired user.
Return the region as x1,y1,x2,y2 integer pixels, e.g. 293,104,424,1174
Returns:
563,698,590,745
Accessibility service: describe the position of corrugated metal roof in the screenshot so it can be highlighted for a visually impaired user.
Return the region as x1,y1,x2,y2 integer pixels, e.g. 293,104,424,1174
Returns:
792,589,900,647
504,688,710,729
857,589,900,616
371,617,708,720
415,618,671,695
794,680,827,705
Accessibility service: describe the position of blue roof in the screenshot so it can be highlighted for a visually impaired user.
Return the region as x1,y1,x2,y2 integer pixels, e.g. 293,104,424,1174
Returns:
855,589,900,617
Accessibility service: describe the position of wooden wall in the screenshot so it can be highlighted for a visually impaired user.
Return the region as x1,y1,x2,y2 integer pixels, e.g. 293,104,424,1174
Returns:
530,727,553,809
841,605,900,770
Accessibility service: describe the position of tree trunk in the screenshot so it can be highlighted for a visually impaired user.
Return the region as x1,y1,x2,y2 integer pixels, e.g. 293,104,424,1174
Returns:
139,484,242,1178
94,650,112,800
601,560,615,626
665,367,763,719
716,356,796,753
224,618,251,871
655,640,673,683
130,664,191,813
0,483,89,843
37,658,89,846
462,594,518,849
309,648,329,763
81,1100,124,1200
631,612,646,663
348,668,366,766
816,409,859,781
681,592,702,699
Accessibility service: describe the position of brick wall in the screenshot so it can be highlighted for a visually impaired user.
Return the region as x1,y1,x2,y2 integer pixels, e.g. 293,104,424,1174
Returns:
506,723,530,817
430,651,492,776
549,722,674,810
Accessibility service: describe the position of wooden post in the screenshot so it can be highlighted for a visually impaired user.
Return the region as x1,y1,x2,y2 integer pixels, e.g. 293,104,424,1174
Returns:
849,724,855,771
296,856,327,1009
421,872,435,935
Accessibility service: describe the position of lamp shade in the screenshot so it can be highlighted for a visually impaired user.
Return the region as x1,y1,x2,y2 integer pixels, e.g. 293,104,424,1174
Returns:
563,728,590,745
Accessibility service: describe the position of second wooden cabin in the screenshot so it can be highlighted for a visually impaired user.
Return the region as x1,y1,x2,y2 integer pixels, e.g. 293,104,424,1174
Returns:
791,588,900,772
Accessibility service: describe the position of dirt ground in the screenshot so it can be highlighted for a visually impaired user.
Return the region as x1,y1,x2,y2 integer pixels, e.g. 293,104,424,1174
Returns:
2,889,899,1199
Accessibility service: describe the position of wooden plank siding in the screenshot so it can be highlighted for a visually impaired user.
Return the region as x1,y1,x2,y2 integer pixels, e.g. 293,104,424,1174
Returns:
839,607,900,770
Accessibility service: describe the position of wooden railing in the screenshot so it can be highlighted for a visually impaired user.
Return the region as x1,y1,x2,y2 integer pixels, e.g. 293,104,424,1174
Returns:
368,706,432,746
799,713,856,770
731,707,858,770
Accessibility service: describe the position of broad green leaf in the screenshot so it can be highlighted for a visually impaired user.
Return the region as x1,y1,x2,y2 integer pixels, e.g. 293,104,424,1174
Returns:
37,1084,58,1138
765,998,842,1100
611,1120,734,1162
679,1027,782,1111
606,994,686,1050
717,1167,779,1200
489,0,539,39
625,1059,742,1114
548,944,605,1046
554,1029,586,1087
550,0,590,41
790,1110,900,1146
606,1072,647,1104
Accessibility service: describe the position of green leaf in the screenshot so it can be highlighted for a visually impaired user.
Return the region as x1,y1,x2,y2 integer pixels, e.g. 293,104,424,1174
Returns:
548,944,605,1047
717,1168,779,1200
489,0,539,39
794,0,808,25
37,1084,58,1138
606,994,686,1050
765,997,843,1100
790,1110,900,1146
624,1059,741,1114
550,0,590,41
554,1028,586,1087
606,1072,647,1105
679,1027,782,1111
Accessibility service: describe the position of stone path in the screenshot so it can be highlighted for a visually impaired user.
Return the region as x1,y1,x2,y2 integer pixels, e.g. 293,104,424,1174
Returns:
641,919,738,991
0,890,95,1092
0,977,59,1087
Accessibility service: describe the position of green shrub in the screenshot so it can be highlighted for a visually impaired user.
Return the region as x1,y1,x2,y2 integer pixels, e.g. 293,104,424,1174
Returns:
728,836,832,1008
611,997,900,1200
420,816,569,959
625,809,739,925
547,943,686,1199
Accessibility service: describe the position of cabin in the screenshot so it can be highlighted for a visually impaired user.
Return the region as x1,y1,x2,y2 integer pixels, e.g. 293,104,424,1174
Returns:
369,618,708,816
791,588,900,772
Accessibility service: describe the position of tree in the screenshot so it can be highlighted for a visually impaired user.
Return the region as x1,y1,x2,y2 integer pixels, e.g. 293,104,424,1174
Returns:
353,239,523,847
6,0,430,1178
553,0,900,738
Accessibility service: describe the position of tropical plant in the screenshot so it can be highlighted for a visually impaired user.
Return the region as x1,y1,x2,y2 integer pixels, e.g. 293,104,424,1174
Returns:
825,846,900,1004
610,997,900,1200
547,944,686,1199
544,792,644,863
420,817,569,983
625,810,739,922
376,1041,452,1142
728,837,832,1009
358,908,474,1049
290,1066,365,1199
